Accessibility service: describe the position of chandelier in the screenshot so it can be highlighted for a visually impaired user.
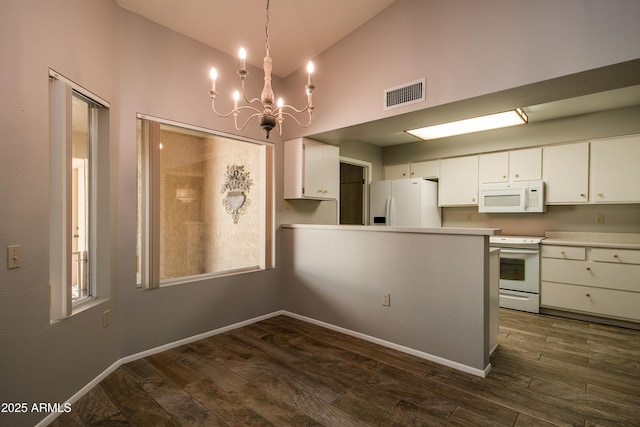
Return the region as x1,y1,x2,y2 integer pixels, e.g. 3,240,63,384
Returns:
208,0,315,139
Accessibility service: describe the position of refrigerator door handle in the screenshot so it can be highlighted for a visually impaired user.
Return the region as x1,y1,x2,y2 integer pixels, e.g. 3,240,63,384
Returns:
388,196,395,226
384,197,390,225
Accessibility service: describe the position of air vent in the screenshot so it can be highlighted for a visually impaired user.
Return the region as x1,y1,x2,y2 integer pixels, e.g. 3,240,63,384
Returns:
384,78,425,110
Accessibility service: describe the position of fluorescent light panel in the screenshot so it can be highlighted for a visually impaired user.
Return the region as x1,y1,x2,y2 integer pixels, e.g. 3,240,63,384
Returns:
406,108,528,140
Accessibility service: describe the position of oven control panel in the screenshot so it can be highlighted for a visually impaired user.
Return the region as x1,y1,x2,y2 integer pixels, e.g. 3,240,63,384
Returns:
490,236,545,248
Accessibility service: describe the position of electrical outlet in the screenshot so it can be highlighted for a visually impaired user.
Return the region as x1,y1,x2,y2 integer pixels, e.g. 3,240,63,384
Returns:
596,214,604,224
103,310,111,328
382,293,391,307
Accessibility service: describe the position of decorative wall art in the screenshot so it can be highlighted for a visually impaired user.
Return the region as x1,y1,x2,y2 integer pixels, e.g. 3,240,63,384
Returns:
221,164,253,223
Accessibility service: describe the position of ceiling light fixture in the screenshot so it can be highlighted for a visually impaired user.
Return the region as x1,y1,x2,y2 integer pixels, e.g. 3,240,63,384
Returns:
208,0,315,139
406,108,528,140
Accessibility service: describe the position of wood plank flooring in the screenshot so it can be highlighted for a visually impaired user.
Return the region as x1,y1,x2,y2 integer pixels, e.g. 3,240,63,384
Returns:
50,309,640,426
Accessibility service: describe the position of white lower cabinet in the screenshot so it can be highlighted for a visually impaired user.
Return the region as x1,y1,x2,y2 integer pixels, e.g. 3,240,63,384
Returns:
541,244,640,322
541,282,640,322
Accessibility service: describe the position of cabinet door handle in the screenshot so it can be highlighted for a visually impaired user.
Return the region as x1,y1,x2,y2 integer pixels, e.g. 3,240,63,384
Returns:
613,254,619,259
515,173,519,178
585,293,591,298
579,193,585,198
597,193,604,198
585,267,591,271
560,251,565,255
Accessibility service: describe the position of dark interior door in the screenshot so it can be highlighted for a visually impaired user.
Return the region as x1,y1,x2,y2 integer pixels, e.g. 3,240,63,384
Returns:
340,163,364,225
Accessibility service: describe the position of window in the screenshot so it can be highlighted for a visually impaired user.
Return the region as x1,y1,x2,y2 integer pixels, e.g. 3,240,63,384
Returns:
49,69,109,320
137,115,274,288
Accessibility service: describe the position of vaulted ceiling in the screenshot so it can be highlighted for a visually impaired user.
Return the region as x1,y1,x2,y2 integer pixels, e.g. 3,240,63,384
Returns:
115,0,396,78
115,0,640,147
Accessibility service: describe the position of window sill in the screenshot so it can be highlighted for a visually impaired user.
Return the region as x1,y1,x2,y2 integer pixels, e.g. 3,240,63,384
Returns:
50,297,110,325
137,266,264,290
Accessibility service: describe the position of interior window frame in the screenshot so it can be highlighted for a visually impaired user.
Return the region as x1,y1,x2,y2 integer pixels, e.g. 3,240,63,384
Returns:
136,114,275,289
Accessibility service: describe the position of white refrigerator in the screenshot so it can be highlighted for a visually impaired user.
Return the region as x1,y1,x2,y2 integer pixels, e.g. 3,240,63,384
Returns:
370,178,441,227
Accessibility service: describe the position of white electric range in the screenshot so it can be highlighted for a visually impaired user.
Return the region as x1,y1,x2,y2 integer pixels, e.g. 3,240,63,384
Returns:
490,236,545,313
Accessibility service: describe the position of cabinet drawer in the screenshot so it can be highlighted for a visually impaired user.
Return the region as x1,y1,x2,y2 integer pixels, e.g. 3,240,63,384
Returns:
541,245,585,260
541,281,640,322
592,248,640,265
541,258,640,292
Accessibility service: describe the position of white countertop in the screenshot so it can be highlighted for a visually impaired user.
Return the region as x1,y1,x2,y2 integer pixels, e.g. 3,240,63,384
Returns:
543,231,640,249
281,224,501,236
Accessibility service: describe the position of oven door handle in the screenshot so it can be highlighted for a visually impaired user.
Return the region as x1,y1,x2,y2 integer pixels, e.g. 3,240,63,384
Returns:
500,293,531,301
498,249,539,255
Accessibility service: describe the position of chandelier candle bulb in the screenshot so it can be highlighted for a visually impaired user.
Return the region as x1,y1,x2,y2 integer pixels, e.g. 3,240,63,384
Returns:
239,48,246,70
233,91,240,110
307,61,314,85
209,68,217,92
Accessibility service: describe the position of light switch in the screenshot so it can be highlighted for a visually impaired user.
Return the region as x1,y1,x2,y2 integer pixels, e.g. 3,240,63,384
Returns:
382,293,391,307
8,245,21,269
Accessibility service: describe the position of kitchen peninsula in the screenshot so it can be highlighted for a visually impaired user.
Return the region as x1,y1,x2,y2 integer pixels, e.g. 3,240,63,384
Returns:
280,224,501,377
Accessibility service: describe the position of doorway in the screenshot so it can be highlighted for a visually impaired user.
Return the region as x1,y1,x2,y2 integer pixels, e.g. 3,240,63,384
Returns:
339,159,370,225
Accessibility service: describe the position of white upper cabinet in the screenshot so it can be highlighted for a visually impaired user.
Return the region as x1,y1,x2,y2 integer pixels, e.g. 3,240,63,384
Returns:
509,148,542,181
384,160,440,180
439,155,479,206
381,133,640,207
479,148,541,184
543,142,589,204
590,134,640,203
410,160,440,179
478,152,508,183
383,163,410,180
284,138,339,200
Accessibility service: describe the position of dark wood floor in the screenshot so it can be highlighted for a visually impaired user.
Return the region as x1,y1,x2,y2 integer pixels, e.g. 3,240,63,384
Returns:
50,309,640,426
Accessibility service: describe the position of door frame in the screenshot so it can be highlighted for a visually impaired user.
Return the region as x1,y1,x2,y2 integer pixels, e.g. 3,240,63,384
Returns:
339,156,372,225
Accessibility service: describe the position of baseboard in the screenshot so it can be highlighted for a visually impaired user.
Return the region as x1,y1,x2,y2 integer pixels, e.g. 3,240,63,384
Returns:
35,310,286,427
282,311,491,378
118,310,286,365
37,308,489,426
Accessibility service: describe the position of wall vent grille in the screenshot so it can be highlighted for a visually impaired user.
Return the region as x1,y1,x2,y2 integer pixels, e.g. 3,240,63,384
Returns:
383,78,425,110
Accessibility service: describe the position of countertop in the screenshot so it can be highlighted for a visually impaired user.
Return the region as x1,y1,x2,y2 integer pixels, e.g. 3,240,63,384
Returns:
281,224,501,236
543,231,640,249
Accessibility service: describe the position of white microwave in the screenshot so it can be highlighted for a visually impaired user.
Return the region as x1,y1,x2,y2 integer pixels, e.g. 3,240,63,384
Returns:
479,180,545,213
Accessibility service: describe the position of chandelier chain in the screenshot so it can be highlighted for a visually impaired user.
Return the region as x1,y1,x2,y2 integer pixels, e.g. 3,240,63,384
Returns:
265,0,270,54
